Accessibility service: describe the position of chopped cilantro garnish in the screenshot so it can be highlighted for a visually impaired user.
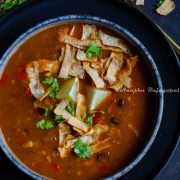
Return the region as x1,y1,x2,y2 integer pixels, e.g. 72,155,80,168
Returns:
157,0,165,7
85,116,93,126
65,103,75,115
49,105,54,111
85,41,101,58
44,108,49,116
42,77,59,98
36,119,54,129
73,139,91,159
54,114,63,122
0,0,26,16
42,77,54,85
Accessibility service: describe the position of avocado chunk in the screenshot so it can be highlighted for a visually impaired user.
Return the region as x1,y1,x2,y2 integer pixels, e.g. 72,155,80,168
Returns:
56,78,79,103
86,86,111,110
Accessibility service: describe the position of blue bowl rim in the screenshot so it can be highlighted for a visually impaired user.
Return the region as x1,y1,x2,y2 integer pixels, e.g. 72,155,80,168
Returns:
0,14,164,180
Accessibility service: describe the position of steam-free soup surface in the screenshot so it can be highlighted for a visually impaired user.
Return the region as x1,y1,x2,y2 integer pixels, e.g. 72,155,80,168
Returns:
0,23,153,179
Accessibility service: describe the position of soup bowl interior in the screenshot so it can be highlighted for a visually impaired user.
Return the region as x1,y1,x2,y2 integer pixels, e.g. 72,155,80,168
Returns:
0,15,163,179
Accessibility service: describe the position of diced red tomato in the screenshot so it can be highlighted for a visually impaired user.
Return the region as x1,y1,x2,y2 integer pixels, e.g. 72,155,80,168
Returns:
25,87,32,97
98,164,110,173
12,89,20,96
93,114,102,124
0,73,9,85
16,65,26,81
41,163,61,173
50,163,60,172
17,139,26,147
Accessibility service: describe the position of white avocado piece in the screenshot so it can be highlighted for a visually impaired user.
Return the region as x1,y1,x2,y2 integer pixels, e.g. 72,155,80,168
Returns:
86,86,111,110
56,78,79,103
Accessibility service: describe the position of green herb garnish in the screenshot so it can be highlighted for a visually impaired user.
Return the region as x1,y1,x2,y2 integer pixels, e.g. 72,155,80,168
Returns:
157,0,165,7
85,116,93,126
44,107,49,116
42,77,59,98
65,103,75,115
73,138,91,159
54,114,63,122
36,119,54,129
0,0,26,16
42,76,54,85
85,41,101,58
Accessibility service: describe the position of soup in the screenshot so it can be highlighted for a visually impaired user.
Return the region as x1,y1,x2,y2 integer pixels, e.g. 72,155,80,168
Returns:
0,23,153,179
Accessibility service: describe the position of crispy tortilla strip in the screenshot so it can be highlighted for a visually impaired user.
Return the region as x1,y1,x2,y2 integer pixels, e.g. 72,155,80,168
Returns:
27,59,60,74
70,25,76,36
26,59,60,100
128,123,139,137
76,49,97,62
101,53,114,76
69,62,85,79
108,127,121,144
101,46,124,52
58,147,71,158
61,110,89,132
105,57,123,85
136,0,144,5
81,24,96,40
76,49,88,60
73,127,84,135
64,134,75,141
59,47,65,62
59,34,101,50
156,0,175,16
108,56,137,91
58,123,71,146
90,58,107,70
91,138,112,155
54,99,69,115
65,135,96,148
99,31,129,53
58,44,74,78
83,62,105,88
86,124,109,140
101,52,123,77
76,93,87,121
109,75,132,91
128,55,138,69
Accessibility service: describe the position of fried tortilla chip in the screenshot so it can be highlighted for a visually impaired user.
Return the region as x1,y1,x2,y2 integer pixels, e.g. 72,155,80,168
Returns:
156,0,175,16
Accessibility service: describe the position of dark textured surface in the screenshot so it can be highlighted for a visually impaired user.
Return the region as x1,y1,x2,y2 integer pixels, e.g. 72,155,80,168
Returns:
142,0,180,45
141,2,180,180
0,0,179,180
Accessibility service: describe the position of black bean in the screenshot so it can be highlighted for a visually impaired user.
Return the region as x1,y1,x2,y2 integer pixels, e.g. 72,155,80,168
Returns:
37,108,45,115
96,152,109,162
117,98,125,107
110,117,120,125
51,136,57,141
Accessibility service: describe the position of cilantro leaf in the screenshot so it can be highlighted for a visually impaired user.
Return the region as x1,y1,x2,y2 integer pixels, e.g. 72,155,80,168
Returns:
73,139,91,159
42,77,54,85
65,103,75,115
85,41,101,58
157,0,165,7
85,116,93,126
44,107,49,116
42,77,59,98
36,119,54,129
0,0,26,16
54,114,63,122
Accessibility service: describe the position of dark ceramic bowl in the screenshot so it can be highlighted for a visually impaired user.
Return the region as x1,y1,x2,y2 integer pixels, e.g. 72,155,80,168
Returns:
0,15,164,179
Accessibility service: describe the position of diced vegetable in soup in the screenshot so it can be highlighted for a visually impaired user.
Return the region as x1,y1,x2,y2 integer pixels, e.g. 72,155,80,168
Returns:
0,23,153,180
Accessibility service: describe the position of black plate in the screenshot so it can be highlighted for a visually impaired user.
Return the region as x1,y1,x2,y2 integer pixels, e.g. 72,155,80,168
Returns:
0,0,179,179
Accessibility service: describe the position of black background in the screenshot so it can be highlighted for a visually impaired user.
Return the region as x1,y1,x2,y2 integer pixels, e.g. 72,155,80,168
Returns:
142,1,180,179
0,0,179,179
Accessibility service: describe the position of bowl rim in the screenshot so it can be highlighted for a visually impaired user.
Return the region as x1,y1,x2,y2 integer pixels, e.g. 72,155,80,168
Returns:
0,14,164,180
